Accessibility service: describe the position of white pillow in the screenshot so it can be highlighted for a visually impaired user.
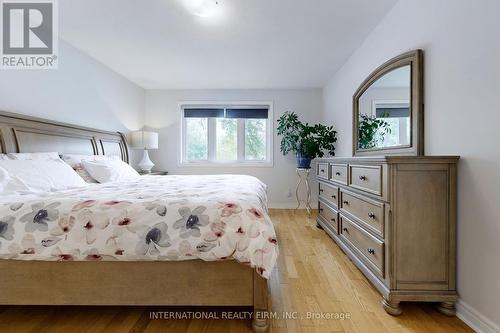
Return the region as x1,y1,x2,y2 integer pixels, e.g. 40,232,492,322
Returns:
61,154,120,183
82,159,139,183
0,154,8,160
7,152,60,160
0,167,31,194
0,159,86,192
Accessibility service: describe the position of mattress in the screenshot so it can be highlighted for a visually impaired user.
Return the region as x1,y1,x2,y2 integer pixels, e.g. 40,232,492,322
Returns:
0,174,278,278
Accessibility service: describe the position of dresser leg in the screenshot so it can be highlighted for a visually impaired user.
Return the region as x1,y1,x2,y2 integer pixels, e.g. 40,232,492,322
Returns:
252,311,269,333
437,301,456,316
382,298,403,316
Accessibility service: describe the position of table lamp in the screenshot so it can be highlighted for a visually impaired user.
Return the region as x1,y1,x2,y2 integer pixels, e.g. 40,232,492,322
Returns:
131,130,158,173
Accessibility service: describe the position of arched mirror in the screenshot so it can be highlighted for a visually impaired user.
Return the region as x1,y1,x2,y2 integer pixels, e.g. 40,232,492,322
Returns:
353,50,423,156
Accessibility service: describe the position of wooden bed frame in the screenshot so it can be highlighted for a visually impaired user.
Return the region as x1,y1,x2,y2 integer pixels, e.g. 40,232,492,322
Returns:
0,111,269,332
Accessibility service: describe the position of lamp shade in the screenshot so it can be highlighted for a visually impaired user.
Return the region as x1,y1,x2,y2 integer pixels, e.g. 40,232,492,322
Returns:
131,131,158,149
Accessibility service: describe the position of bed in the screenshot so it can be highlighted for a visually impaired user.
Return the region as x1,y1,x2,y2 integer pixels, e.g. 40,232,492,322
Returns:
0,111,275,332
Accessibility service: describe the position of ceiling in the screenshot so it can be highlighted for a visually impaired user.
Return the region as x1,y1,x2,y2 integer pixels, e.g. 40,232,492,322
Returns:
59,0,397,90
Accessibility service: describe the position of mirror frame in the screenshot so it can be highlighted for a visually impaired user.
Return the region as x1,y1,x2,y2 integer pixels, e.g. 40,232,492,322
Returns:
353,49,424,156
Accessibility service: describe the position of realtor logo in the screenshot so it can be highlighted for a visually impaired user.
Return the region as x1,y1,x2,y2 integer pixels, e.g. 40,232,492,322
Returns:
1,0,58,69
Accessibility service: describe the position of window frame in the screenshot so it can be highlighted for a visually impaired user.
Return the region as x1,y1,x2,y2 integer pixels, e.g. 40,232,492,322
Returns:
179,101,274,167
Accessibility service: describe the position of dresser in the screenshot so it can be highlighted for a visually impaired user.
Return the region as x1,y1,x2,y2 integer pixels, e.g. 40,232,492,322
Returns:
315,156,459,316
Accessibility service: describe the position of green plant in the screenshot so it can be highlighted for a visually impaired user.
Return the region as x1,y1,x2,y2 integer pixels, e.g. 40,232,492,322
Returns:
358,114,391,149
277,111,337,159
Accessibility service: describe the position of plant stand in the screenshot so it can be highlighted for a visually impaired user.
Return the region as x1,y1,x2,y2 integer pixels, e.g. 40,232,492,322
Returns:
295,168,312,215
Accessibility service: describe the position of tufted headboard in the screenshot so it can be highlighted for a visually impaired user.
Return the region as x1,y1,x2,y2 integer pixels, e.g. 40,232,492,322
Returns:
0,111,129,163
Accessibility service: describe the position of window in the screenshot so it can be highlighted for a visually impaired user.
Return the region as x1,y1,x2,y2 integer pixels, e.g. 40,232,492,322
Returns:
181,103,272,166
185,117,208,160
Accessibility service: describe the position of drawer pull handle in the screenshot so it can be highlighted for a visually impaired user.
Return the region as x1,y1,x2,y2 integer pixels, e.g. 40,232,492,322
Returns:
320,169,325,173
359,175,367,181
343,200,349,205
367,248,375,255
342,227,349,233
368,212,376,219
330,218,336,222
319,208,323,212
319,188,324,193
331,195,336,199
335,172,341,176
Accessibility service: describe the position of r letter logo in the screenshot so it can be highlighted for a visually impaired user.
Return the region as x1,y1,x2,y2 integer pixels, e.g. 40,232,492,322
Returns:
1,0,58,69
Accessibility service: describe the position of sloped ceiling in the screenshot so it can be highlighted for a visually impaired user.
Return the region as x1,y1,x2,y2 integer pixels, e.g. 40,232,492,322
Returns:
60,0,396,89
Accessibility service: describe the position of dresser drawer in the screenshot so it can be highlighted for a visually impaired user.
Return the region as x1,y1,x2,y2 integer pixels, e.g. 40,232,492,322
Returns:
349,165,383,196
317,163,329,179
319,182,339,209
340,190,384,237
340,216,384,277
319,202,338,233
330,163,348,185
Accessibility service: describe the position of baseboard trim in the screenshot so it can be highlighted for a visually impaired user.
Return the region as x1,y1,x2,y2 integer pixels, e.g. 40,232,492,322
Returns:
456,299,499,333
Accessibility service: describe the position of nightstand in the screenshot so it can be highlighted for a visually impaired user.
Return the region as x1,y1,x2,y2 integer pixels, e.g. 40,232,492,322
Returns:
140,170,169,176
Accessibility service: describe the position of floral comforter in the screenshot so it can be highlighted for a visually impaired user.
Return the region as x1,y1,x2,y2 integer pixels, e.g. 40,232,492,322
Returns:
0,175,278,278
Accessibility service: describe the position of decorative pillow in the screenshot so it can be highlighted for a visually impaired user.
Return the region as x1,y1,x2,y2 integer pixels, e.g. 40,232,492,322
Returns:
82,159,140,183
7,152,60,160
61,154,120,183
0,159,86,192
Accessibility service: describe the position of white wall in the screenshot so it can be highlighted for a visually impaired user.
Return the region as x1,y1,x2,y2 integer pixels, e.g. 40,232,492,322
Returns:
144,89,324,208
0,40,144,132
322,0,500,331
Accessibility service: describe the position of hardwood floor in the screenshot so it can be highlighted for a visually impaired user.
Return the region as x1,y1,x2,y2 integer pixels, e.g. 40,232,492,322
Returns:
0,209,472,333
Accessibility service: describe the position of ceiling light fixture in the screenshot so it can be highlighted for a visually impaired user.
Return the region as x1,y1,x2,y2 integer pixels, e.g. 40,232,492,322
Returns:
183,0,221,18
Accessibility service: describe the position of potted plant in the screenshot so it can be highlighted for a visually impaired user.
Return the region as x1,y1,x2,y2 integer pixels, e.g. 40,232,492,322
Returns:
277,111,337,169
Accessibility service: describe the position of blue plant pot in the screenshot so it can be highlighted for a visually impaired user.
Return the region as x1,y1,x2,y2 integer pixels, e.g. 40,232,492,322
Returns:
297,153,312,169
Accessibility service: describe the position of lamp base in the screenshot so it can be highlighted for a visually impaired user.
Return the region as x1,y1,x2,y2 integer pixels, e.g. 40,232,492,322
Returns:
138,149,154,173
